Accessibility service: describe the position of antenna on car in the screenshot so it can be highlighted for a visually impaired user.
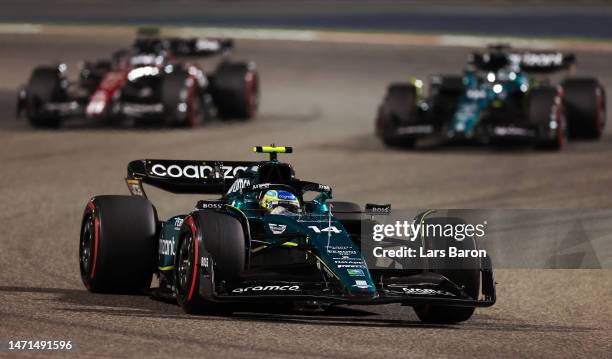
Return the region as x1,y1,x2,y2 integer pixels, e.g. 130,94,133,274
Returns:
253,145,293,161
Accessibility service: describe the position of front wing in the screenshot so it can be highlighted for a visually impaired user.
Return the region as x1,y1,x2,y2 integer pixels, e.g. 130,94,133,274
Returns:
194,266,496,308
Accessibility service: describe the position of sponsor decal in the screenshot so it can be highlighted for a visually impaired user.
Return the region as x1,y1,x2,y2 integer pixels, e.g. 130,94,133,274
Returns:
174,218,184,228
268,223,287,234
227,178,251,194
318,184,331,192
353,280,371,289
493,126,533,137
126,179,145,197
232,285,300,294
521,52,563,67
195,39,221,51
200,256,209,268
402,287,456,297
130,54,163,67
127,66,160,81
150,163,248,180
122,103,163,115
466,89,487,100
159,239,175,256
365,203,391,215
278,191,296,200
347,269,365,277
198,201,224,209
252,183,271,191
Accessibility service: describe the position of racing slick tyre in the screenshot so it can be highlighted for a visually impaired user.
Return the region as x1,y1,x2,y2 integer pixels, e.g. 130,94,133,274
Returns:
527,86,566,151
212,61,259,120
377,83,418,148
24,66,65,128
79,196,157,293
175,210,245,315
413,216,480,324
562,78,606,139
162,69,209,128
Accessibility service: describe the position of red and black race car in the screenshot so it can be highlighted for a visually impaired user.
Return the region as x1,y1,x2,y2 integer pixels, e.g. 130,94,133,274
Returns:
17,29,259,128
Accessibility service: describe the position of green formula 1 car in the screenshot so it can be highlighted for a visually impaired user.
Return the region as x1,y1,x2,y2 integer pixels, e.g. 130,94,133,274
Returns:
377,44,606,150
79,146,495,323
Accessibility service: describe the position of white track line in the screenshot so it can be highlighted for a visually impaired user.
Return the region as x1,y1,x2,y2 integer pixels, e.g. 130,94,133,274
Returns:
177,27,317,41
0,23,42,34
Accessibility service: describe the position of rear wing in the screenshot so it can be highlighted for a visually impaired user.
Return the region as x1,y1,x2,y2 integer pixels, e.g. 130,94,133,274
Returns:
470,49,576,74
135,27,233,57
126,159,258,196
511,51,576,73
166,37,234,57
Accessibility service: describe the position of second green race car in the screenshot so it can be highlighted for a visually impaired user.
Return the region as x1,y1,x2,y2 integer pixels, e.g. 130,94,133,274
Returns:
376,44,606,150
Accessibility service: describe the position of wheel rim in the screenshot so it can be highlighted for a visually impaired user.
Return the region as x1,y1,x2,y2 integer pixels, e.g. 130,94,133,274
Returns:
177,233,194,296
80,215,94,279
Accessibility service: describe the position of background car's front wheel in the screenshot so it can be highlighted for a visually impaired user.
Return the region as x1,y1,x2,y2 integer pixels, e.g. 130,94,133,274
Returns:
377,83,418,148
24,66,65,128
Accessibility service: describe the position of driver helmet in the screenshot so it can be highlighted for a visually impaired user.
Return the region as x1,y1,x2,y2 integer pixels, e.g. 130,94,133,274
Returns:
259,189,301,214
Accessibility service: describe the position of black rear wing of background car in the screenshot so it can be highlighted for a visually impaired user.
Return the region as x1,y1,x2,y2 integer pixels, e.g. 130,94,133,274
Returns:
511,51,576,73
135,27,233,57
470,47,576,74
167,37,234,57
126,159,259,196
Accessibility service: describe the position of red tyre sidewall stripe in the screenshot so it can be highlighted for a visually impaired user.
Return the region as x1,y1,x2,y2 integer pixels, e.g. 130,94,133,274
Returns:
86,201,99,281
557,104,564,149
186,216,199,302
245,71,255,117
595,89,602,134
186,78,197,127
556,88,565,149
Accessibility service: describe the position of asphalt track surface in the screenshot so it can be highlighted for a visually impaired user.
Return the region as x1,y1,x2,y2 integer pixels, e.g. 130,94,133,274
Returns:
0,32,611,358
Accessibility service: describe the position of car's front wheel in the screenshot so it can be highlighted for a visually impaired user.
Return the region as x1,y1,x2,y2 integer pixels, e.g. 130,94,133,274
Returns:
412,216,481,324
175,210,245,314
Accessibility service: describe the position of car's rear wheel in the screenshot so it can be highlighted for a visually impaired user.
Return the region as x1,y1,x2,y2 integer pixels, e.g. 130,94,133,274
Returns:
212,61,259,120
175,210,245,314
563,78,606,139
413,216,480,324
25,67,64,128
79,195,157,293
